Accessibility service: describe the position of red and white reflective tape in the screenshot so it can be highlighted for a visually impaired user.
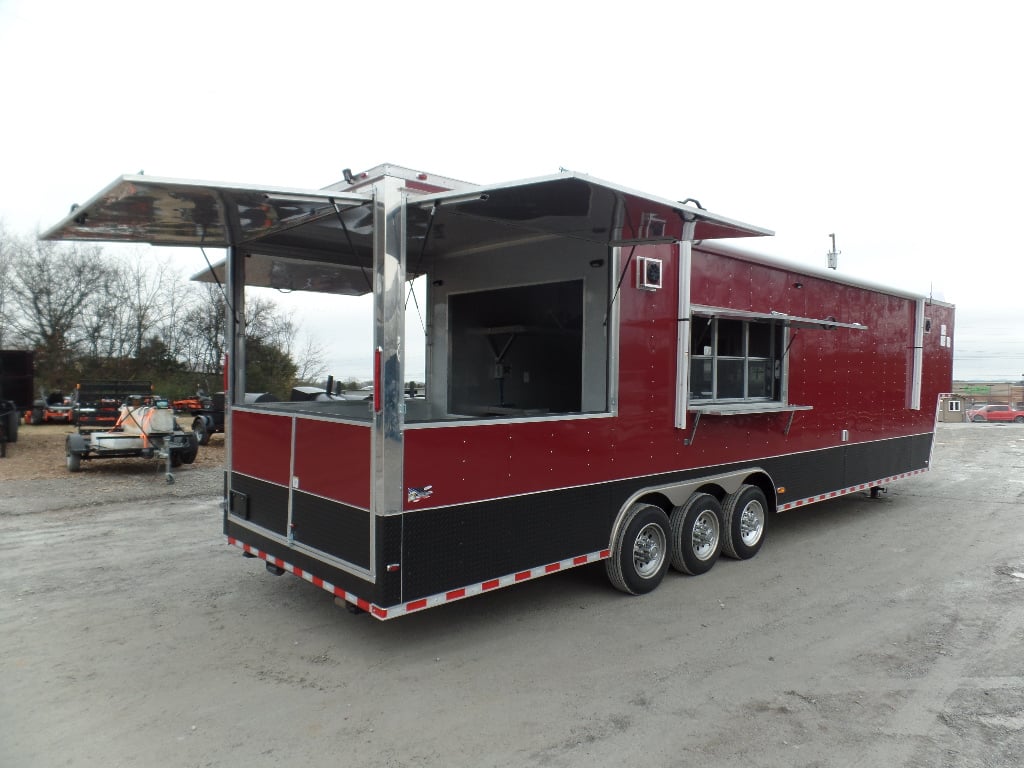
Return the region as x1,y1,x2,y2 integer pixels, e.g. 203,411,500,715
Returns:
228,537,381,616
776,468,928,512
227,536,610,620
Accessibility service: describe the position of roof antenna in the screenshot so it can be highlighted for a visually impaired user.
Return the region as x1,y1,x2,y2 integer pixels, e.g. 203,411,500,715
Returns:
827,233,840,270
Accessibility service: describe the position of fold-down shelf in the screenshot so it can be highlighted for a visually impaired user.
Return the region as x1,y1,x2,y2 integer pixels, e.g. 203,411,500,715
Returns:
684,403,813,445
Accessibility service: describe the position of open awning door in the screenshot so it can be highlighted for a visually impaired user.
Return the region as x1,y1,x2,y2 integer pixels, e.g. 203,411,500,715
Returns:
690,305,868,331
409,173,772,250
39,175,370,248
40,170,771,295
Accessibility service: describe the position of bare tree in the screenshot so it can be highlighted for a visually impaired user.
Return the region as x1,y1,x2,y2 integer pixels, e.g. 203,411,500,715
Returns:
0,223,15,348
4,227,310,396
6,239,113,388
246,293,298,350
294,334,328,385
179,282,228,387
112,251,190,360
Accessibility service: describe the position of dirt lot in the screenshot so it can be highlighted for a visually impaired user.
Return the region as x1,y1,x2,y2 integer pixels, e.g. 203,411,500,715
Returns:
0,423,224,514
2,423,1024,768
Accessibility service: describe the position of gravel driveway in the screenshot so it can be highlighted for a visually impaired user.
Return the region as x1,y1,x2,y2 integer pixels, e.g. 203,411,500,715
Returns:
2,423,1023,767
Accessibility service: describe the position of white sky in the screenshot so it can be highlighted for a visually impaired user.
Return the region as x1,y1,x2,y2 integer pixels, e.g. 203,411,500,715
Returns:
1,0,1021,381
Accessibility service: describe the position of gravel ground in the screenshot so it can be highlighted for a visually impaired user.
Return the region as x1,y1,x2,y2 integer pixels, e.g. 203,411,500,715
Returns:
2,422,1024,768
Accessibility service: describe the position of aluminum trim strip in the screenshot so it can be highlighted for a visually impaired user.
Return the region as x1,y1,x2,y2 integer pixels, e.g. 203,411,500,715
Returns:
691,304,867,330
403,410,616,430
675,240,692,429
910,299,924,410
231,404,372,427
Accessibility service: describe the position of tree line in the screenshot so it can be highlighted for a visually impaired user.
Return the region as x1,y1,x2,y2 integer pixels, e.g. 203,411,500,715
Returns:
0,225,325,400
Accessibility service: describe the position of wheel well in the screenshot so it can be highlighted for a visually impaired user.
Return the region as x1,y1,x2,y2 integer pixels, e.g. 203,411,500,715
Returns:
741,472,778,513
634,492,672,514
636,483,731,511
612,470,779,548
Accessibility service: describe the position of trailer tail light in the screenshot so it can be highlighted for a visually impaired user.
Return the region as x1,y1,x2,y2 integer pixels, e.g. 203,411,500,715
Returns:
373,347,382,413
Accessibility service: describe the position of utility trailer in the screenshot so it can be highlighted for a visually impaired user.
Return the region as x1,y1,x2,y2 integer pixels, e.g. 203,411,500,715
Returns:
42,164,954,618
172,391,277,445
66,381,199,480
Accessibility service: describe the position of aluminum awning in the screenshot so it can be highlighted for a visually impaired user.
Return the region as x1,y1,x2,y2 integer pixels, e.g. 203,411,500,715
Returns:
41,171,770,250
39,175,370,248
409,173,772,248
41,169,773,296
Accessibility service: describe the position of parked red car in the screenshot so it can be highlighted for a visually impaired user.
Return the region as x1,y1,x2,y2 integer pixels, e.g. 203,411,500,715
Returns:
969,404,1024,423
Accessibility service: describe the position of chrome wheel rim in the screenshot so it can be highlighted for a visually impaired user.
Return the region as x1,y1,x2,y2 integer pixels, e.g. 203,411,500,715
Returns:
633,522,667,579
738,500,765,547
692,510,720,561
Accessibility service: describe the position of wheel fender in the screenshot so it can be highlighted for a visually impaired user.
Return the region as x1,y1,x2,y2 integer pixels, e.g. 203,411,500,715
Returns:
611,467,777,530
66,432,88,454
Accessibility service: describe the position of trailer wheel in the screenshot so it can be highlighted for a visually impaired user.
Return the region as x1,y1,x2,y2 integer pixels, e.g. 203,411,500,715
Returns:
721,484,768,559
192,416,210,446
180,432,199,464
66,448,82,472
606,503,671,595
670,493,722,575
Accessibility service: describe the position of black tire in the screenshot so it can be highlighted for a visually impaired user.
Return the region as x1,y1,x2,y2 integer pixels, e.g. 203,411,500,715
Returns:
972,415,986,422
670,493,723,575
4,410,18,443
192,416,210,446
606,503,672,595
1014,416,1024,424
180,432,199,464
66,448,82,472
721,484,768,560
31,406,44,425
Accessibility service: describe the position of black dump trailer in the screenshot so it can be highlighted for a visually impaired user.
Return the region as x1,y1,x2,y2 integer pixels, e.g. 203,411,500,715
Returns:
0,350,35,457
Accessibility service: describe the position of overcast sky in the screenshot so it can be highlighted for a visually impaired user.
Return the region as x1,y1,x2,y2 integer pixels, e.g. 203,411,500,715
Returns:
1,0,1021,381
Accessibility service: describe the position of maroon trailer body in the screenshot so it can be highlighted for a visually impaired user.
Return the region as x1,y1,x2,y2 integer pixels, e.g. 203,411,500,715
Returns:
42,164,954,618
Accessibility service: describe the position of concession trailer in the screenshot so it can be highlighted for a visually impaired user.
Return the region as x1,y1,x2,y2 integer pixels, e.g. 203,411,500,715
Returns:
42,164,954,619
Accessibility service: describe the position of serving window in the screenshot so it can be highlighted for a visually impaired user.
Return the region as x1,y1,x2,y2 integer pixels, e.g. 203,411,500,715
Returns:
447,280,584,417
689,315,784,403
